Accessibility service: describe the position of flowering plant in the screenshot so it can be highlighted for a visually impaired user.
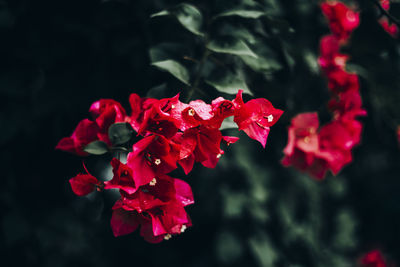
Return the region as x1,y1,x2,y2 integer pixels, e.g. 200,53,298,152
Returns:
57,90,283,242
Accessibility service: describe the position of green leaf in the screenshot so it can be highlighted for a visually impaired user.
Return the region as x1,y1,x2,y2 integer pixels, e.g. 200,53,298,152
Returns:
206,37,258,58
239,40,282,72
151,4,204,36
205,68,252,96
214,9,265,19
108,123,134,145
220,116,238,130
83,141,109,155
151,60,191,85
150,10,170,18
174,4,204,36
149,43,189,62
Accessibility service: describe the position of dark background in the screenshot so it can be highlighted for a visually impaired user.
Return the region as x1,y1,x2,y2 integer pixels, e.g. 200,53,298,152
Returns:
1,0,399,266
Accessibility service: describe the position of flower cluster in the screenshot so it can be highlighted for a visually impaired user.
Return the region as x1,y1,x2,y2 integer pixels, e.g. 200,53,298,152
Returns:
359,250,388,267
282,1,366,179
378,0,398,38
57,90,283,242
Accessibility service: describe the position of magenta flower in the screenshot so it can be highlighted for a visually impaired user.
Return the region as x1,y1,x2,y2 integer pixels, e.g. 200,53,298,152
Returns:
233,90,283,147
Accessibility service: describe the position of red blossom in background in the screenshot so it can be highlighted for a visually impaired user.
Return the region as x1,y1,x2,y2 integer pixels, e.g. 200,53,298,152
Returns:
282,1,365,179
360,250,388,267
57,89,283,242
377,0,399,38
320,1,360,42
379,18,398,38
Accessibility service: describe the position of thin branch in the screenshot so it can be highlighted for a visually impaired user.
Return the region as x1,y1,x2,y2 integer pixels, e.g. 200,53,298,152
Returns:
370,0,400,28
185,48,211,102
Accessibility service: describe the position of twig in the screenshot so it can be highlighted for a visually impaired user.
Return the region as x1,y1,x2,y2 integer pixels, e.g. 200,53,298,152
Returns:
185,48,211,102
370,0,400,28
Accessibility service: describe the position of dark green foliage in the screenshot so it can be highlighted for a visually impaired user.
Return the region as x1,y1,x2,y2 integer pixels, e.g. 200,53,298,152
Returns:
1,0,400,266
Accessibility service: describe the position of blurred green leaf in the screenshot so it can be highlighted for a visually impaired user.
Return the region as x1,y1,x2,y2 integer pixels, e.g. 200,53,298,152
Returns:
205,68,252,95
239,40,282,72
214,9,265,19
220,116,238,130
151,60,191,85
149,43,189,62
83,141,108,155
216,231,243,264
151,3,204,36
218,23,257,45
206,37,258,58
249,233,277,267
108,123,134,145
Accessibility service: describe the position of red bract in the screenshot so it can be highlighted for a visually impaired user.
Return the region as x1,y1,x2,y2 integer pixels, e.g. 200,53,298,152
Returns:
379,18,398,38
327,69,359,93
380,0,390,11
127,135,178,186
282,113,331,179
104,158,138,194
69,173,101,196
360,250,388,267
56,119,100,156
283,1,364,179
233,90,284,147
321,1,360,41
110,174,193,242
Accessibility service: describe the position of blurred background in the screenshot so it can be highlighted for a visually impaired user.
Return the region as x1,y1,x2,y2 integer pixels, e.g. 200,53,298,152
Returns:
1,0,399,266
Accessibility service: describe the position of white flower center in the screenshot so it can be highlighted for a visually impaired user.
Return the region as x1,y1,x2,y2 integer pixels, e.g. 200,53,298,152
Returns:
171,104,175,109
149,178,157,186
181,225,187,233
164,234,172,240
216,153,222,159
188,108,195,116
154,159,161,165
267,115,274,123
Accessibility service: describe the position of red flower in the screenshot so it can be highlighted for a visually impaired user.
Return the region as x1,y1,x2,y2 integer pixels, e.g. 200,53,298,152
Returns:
282,113,357,179
321,1,360,41
69,173,101,196
326,69,359,93
380,0,390,11
318,35,349,73
110,174,193,242
180,126,224,170
379,18,398,38
104,158,139,194
89,99,127,144
360,250,388,267
56,119,100,156
127,135,179,186
233,90,283,147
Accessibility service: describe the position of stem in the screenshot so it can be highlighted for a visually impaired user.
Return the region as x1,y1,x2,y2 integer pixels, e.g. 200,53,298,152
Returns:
185,48,211,102
370,0,400,28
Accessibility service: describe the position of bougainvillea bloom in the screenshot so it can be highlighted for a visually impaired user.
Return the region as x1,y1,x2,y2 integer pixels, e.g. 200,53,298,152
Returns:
69,173,101,196
379,18,398,38
282,1,364,179
104,158,138,194
360,250,387,267
233,90,283,147
56,119,100,156
110,174,193,242
380,0,390,11
127,135,179,186
321,1,360,41
57,89,283,242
